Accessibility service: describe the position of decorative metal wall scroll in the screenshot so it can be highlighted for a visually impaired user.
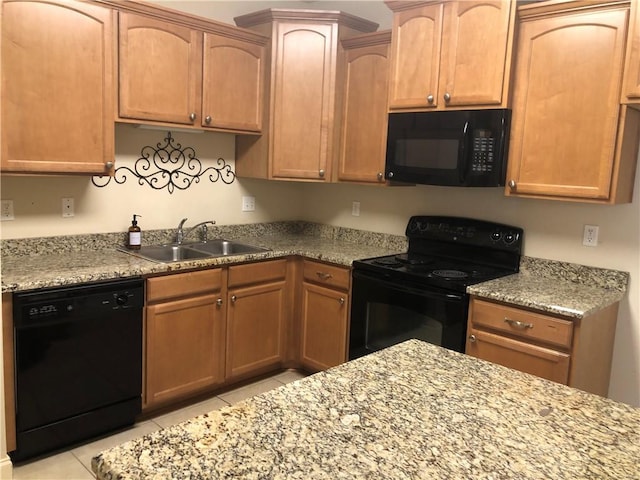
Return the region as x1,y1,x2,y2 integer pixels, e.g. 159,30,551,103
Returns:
92,132,235,194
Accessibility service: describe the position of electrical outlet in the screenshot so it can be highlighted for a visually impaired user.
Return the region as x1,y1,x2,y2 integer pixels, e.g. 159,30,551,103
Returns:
62,197,75,218
1,200,15,221
583,224,599,247
242,196,255,212
352,201,361,217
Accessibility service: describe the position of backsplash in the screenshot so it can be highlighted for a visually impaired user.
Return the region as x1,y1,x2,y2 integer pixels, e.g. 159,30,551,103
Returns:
0,221,408,257
519,256,629,293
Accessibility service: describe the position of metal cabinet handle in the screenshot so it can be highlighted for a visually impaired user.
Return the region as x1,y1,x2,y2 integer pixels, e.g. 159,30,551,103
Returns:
189,112,196,122
377,172,383,181
443,93,451,102
508,180,517,189
105,161,114,170
316,272,333,281
388,171,394,179
205,115,212,124
468,334,476,343
427,94,434,104
231,295,237,303
339,297,345,305
216,298,223,307
504,317,533,329
319,169,325,178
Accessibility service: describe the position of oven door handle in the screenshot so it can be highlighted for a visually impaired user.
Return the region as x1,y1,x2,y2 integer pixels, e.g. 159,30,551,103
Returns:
352,271,464,302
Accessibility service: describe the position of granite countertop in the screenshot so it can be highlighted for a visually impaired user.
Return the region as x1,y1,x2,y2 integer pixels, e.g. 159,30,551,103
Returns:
468,256,629,318
0,231,401,294
1,222,629,319
92,339,640,480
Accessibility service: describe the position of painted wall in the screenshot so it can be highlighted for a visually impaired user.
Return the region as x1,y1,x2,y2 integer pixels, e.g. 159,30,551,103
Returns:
0,124,305,238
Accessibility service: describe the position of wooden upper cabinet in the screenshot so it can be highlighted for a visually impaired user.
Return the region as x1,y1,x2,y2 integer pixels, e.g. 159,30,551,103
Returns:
118,13,202,126
387,0,515,111
506,2,639,203
622,0,640,102
202,34,265,132
235,9,378,181
117,10,266,134
1,0,115,175
388,3,443,109
337,31,391,184
271,22,336,180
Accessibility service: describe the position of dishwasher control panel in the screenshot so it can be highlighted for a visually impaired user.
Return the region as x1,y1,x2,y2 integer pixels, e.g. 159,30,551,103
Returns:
13,278,144,326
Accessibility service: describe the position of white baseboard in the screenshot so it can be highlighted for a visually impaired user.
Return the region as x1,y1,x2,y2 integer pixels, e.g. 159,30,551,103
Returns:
0,455,13,479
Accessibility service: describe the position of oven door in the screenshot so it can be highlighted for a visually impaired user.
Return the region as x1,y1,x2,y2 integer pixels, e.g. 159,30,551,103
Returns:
349,270,468,360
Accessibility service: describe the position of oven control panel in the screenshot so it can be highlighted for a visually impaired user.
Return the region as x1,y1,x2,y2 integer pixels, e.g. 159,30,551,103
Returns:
406,216,523,252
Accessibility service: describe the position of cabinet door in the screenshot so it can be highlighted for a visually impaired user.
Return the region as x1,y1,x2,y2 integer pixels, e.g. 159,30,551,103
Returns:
1,0,115,174
202,33,264,132
300,282,348,372
271,22,336,180
118,13,202,125
388,3,443,109
146,293,224,407
506,7,629,201
338,33,390,183
466,328,570,385
622,0,640,102
226,281,286,379
439,0,513,107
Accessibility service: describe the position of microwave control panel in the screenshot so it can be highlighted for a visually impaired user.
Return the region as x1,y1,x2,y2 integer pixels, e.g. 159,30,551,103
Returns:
470,129,494,174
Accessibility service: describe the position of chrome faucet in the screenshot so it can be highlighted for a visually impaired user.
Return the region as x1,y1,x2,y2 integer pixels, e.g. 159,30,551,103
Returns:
175,218,216,244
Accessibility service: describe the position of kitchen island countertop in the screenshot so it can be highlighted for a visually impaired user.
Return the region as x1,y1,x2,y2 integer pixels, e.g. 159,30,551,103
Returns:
92,339,640,480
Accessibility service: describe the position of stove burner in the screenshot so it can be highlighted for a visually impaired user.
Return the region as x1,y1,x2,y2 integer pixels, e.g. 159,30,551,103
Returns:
432,269,469,279
395,253,435,266
373,258,403,268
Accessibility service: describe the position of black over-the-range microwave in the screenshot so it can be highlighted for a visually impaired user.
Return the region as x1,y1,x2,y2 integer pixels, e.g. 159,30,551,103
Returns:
385,108,511,187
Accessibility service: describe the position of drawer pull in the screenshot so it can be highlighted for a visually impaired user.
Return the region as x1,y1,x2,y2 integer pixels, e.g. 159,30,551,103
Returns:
504,317,533,329
316,272,333,281
468,334,476,343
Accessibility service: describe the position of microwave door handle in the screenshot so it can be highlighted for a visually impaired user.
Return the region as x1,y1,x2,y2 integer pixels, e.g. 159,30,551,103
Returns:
459,121,470,184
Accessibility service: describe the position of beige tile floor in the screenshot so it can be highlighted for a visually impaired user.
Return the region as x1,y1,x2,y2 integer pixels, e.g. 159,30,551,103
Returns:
8,370,307,480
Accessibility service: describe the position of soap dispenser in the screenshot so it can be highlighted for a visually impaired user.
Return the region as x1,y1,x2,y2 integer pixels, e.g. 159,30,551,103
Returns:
128,214,142,250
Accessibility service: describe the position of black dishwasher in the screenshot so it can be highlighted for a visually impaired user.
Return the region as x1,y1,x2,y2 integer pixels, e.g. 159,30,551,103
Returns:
10,278,144,462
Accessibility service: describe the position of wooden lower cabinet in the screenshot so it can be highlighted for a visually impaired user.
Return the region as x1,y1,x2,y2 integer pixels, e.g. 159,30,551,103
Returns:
466,297,619,396
300,260,350,372
144,269,225,409
225,260,288,380
467,330,570,385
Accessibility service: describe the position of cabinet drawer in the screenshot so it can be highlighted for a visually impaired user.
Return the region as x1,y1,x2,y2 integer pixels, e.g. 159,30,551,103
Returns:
303,260,350,291
466,328,570,385
228,259,287,288
147,269,223,303
470,298,573,349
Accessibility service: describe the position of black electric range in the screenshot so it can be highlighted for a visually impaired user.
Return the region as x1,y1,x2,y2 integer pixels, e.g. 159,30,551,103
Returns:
349,216,523,358
353,216,523,293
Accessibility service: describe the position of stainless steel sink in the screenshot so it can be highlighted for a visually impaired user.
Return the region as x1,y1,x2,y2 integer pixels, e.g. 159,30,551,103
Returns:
122,239,270,263
188,240,270,256
134,244,213,263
